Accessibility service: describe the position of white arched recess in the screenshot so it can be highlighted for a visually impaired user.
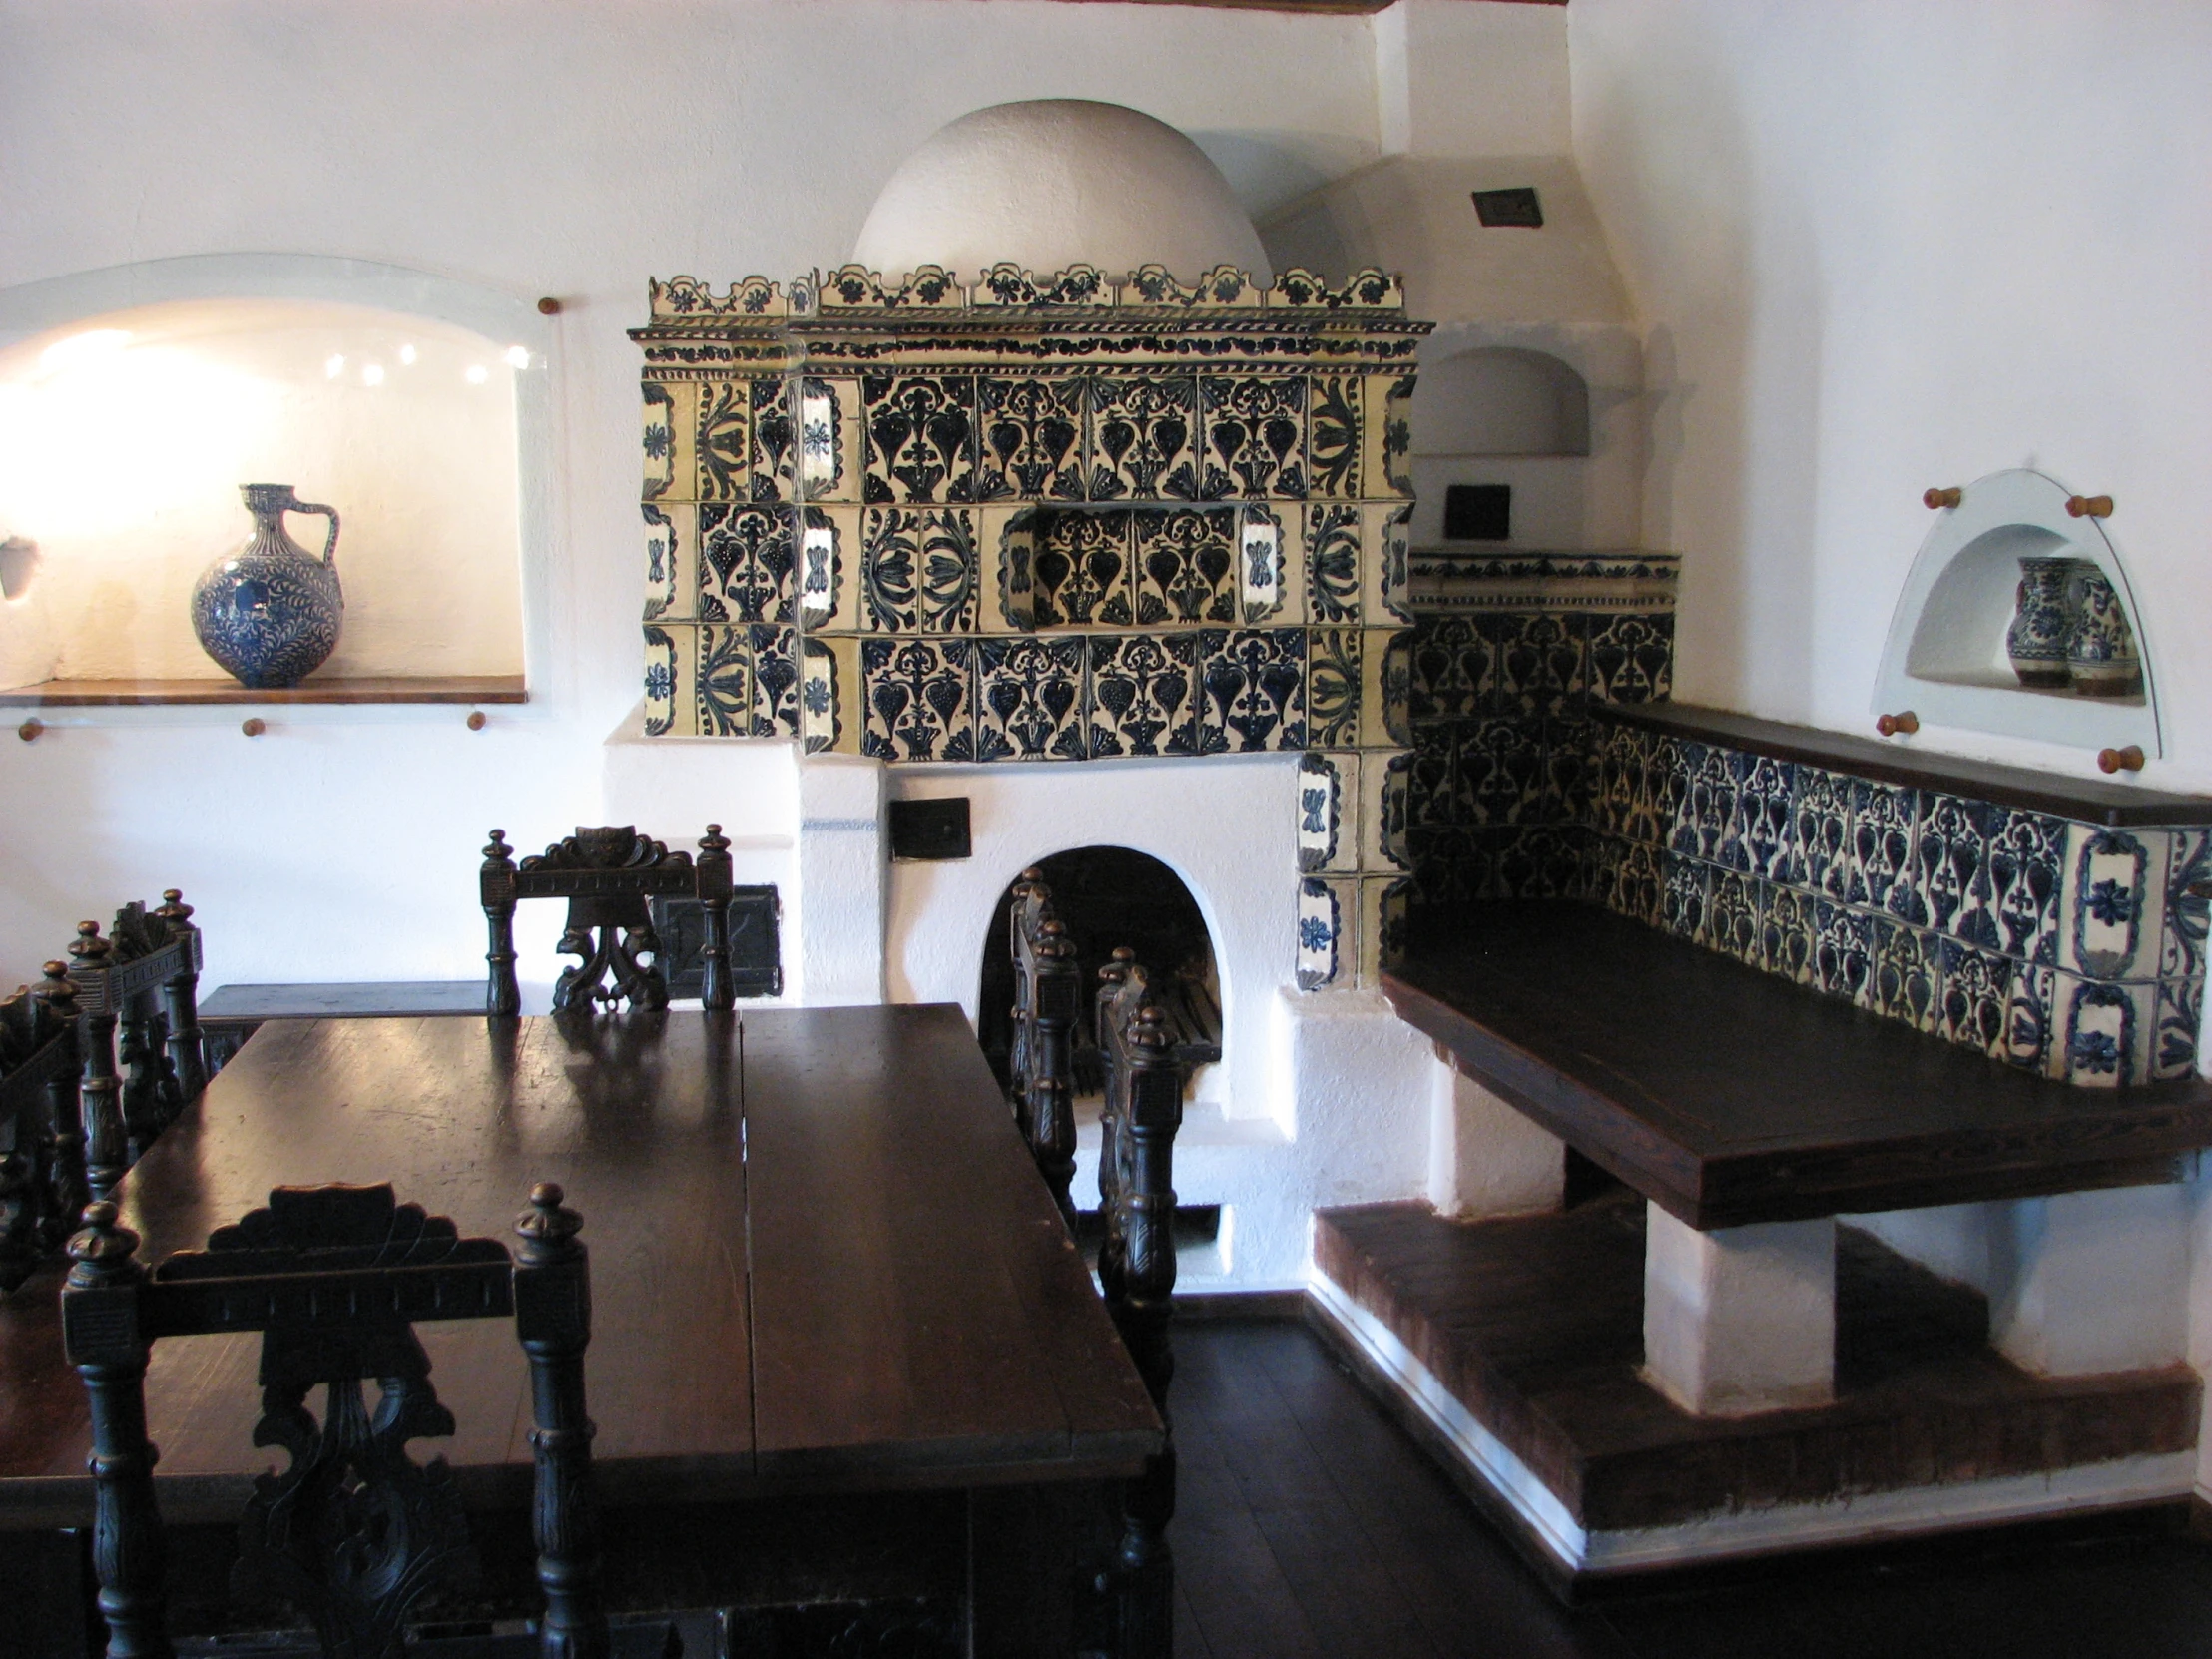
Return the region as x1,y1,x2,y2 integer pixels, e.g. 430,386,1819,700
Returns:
0,253,556,721
1873,468,2161,758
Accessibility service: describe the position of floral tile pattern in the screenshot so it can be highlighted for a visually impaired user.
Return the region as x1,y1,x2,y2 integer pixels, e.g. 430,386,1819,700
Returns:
1088,633,1199,759
975,635,1086,762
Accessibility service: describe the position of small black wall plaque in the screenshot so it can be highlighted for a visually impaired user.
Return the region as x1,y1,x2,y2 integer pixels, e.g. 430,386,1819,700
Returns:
651,887,782,999
1444,484,1512,542
889,797,972,861
1471,187,1544,229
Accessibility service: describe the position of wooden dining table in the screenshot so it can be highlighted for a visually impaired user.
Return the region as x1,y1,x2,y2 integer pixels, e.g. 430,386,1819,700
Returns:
0,1004,1162,1657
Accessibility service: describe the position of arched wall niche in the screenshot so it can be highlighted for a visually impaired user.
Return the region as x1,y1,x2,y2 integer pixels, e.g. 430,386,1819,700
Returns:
1410,345,1591,458
0,254,554,711
1873,467,2161,756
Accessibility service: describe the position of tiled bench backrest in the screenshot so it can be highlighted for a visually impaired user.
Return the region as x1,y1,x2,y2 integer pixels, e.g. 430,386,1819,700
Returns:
1405,551,2209,1088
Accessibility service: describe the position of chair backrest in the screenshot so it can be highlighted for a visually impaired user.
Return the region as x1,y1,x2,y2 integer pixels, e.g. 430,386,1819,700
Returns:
482,825,736,1016
0,963,87,1290
1007,868,1080,1225
62,1181,605,1659
67,890,206,1200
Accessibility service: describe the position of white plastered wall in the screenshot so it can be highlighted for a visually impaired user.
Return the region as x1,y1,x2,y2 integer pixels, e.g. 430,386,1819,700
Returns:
1569,0,2212,1491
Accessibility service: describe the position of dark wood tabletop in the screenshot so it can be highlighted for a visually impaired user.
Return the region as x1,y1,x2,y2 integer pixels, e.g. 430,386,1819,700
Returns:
1387,902,2212,1229
0,1005,1159,1527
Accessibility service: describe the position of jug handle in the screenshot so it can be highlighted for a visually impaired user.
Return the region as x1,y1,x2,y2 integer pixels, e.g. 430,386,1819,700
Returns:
286,500,341,570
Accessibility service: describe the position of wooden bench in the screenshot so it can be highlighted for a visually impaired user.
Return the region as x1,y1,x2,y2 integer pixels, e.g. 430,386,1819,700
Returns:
199,981,487,1074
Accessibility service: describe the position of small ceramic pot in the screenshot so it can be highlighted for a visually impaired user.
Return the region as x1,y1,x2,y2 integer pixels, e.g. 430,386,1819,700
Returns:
2066,561,2143,698
2004,556,2075,690
190,484,343,689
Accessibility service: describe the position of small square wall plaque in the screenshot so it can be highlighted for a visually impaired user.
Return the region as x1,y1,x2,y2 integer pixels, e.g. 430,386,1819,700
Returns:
1471,187,1544,229
889,797,972,861
1444,484,1512,542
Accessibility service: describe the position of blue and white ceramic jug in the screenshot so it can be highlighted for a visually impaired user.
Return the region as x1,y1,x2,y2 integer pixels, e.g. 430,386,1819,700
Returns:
190,484,343,689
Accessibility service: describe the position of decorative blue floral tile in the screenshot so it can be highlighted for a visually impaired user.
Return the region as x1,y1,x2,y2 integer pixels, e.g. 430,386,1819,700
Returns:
1615,840,1665,927
2164,830,2210,981
1197,628,1305,753
1376,753,1412,871
1935,938,2011,1057
1760,884,1818,986
2059,825,2170,981
861,508,980,632
1240,505,1287,624
1305,503,1363,625
749,623,800,739
750,376,794,503
2045,971,2157,1088
2156,976,2202,1080
1200,375,1307,500
1452,717,1544,827
861,637,975,762
700,503,795,624
1409,617,1486,722
1033,508,1131,627
1297,876,1346,990
1670,743,1743,863
1723,755,1795,880
1308,376,1364,497
800,637,840,754
1707,870,1761,963
1967,808,2065,964
1660,855,1711,942
1585,833,1627,913
1086,634,1198,759
1306,629,1362,749
863,372,976,503
975,635,1086,761
695,624,754,738
1866,919,1940,1033
1541,715,1599,827
1846,781,1919,915
643,626,677,737
1914,794,1990,941
1644,734,1688,848
799,506,841,627
696,381,752,502
1584,611,1674,705
797,378,846,501
1132,507,1238,624
1298,753,1343,873
1087,375,1199,501
1405,726,1456,829
1591,722,1641,839
1485,612,1584,718
1492,826,1587,901
1813,899,1875,1004
976,376,1083,502
1786,766,1853,899
2002,963,2053,1072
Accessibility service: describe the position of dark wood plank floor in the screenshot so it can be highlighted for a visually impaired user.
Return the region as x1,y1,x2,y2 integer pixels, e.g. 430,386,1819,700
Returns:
1171,1319,2212,1659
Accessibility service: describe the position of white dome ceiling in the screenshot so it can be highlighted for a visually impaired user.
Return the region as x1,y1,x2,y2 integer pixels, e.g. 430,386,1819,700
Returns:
851,100,1271,286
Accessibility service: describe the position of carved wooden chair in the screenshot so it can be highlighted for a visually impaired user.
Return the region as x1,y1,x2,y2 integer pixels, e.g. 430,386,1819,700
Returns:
1092,950,1191,1659
63,1181,607,1659
482,826,736,1016
0,963,87,1291
1007,868,1081,1225
66,890,207,1199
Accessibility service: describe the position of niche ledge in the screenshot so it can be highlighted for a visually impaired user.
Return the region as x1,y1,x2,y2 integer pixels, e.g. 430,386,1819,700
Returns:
1873,468,2160,757
0,674,527,707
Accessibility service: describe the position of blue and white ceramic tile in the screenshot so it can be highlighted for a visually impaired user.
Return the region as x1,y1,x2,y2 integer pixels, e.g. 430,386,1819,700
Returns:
1297,876,1347,990
1965,807,2065,964
749,623,800,739
1584,834,1627,915
1360,875,1412,983
2045,971,2158,1088
643,626,677,737
1452,717,1544,827
1866,919,1940,1034
1660,855,1711,942
975,635,1086,762
1405,726,1456,829
799,506,842,628
1199,375,1308,500
1813,899,1875,1004
1306,628,1362,750
976,376,1083,501
1707,870,1761,964
1198,628,1305,753
1487,612,1583,718
1298,752,1345,873
1408,617,1485,723
863,372,977,504
798,378,846,501
696,381,751,502
861,508,980,633
1846,780,1920,916
2002,962,2053,1072
2156,977,2202,1080
1670,743,1743,863
1304,503,1363,625
1373,754,1412,872
2058,824,2170,981
1086,633,1199,759
1914,794,1990,942
1724,755,1795,880
695,624,754,738
1584,611,1674,705
861,636,975,762
1087,375,1199,501
1786,766,1854,899
643,503,679,620
993,509,1036,630
800,637,840,754
1935,938,2011,1056
2163,829,2210,980
1239,505,1287,624
749,377,794,502
1760,884,1818,986
1033,508,1130,627
1308,376,1363,498
700,503,794,624
1132,507,1238,624
1492,826,1586,902
643,382,678,501
1615,840,1665,927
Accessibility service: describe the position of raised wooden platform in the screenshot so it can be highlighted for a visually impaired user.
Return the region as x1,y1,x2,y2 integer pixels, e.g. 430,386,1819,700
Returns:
1385,903,2212,1228
1311,1198,2199,1584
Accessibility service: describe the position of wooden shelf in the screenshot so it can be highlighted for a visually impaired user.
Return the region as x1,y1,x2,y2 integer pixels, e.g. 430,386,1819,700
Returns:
0,675,526,708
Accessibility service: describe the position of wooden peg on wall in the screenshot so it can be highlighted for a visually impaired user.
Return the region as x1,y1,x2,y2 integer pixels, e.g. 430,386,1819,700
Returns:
2097,746,2145,774
17,718,42,744
241,718,267,738
2066,494,2114,519
1876,711,1920,737
537,297,562,315
467,710,488,731
1923,487,1962,510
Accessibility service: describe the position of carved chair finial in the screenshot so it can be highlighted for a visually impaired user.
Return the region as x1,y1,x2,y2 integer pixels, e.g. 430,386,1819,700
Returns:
515,1181,584,1262
484,829,515,866
155,889,195,932
700,823,730,854
66,1201,140,1284
35,959,77,1016
1131,1003,1174,1052
69,920,112,968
